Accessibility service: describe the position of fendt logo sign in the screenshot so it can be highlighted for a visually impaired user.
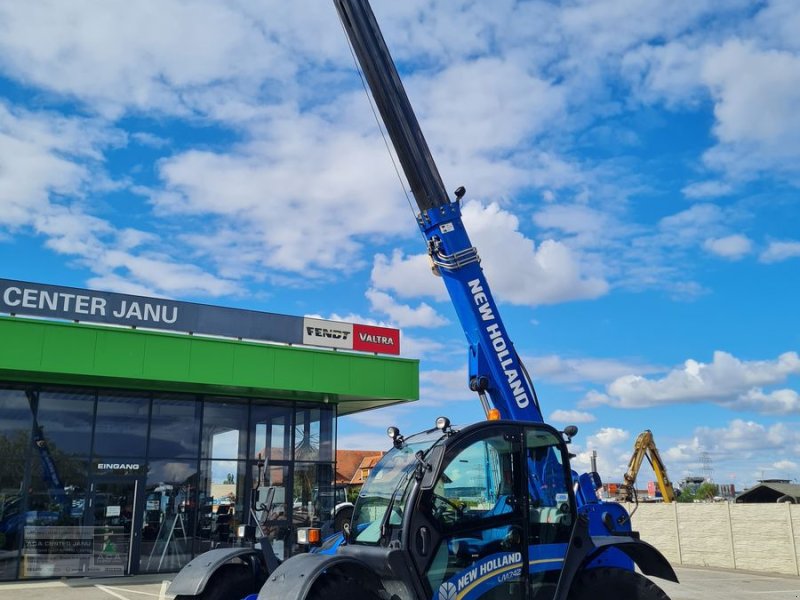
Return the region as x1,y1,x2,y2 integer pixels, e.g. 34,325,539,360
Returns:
303,318,353,350
303,318,400,355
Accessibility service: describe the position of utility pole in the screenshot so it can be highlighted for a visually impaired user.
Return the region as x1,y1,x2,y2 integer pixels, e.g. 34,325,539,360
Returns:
701,452,713,482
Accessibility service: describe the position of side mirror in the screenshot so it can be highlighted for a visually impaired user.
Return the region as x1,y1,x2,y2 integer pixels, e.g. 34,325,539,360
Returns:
420,446,445,490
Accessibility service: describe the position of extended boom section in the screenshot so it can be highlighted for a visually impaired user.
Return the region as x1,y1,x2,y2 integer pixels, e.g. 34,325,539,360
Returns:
335,0,540,422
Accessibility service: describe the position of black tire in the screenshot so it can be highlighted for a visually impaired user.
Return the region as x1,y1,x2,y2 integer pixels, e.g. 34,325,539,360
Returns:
174,563,256,600
333,506,354,533
308,572,380,600
568,567,671,600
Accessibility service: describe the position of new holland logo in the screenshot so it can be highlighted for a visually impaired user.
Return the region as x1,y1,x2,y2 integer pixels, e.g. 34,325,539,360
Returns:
438,582,457,600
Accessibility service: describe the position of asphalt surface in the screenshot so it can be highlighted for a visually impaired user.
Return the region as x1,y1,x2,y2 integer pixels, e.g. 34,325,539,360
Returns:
0,566,798,599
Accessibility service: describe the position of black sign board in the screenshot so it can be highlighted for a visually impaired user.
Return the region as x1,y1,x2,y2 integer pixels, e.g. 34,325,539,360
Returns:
0,277,302,345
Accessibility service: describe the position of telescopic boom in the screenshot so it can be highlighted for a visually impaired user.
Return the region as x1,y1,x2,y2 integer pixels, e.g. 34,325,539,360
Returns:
335,0,542,422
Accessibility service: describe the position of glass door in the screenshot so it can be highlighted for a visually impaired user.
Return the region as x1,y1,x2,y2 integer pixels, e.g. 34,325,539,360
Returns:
87,479,143,576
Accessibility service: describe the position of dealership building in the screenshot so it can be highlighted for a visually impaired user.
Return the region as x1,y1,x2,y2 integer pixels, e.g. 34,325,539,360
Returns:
0,278,418,580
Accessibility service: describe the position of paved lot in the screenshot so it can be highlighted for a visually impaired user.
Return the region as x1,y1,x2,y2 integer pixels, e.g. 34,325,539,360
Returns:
0,566,798,599
660,566,800,600
0,574,172,600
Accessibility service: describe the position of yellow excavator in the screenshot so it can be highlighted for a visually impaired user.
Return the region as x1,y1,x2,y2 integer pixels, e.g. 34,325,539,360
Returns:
617,430,676,503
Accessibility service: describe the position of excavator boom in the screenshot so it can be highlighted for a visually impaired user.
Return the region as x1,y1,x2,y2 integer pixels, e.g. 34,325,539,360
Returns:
618,430,676,503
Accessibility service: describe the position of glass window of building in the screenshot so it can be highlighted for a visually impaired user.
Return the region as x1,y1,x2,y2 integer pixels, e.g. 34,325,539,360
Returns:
27,455,88,527
0,388,33,461
140,460,198,574
0,386,33,578
0,382,348,578
294,406,334,462
196,460,247,555
149,396,201,459
36,389,95,457
93,392,150,458
251,404,291,462
0,455,25,580
252,464,290,560
201,399,248,461
291,463,335,556
293,463,336,527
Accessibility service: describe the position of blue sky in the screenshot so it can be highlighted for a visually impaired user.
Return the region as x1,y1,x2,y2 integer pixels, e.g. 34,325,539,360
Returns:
1,0,798,491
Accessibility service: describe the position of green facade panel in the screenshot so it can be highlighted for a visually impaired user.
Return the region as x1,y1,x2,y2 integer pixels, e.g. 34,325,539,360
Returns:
0,316,418,412
94,328,147,377
232,343,277,388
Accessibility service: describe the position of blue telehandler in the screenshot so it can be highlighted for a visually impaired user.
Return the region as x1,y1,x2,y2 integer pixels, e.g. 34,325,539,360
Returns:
168,1,679,599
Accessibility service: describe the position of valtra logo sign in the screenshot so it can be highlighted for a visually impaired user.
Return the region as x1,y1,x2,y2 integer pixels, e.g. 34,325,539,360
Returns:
353,323,400,355
303,318,400,355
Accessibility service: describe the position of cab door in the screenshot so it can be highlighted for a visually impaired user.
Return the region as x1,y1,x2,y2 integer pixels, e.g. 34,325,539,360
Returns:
409,425,527,600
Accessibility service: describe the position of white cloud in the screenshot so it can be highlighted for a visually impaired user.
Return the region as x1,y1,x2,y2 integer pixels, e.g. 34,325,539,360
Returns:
583,351,800,414
462,201,609,306
682,180,734,199
131,132,170,148
704,41,800,148
365,288,448,329
703,234,752,260
659,419,800,485
0,0,348,120
657,203,725,242
751,0,800,52
701,40,800,180
735,388,800,415
398,334,448,361
548,409,596,424
532,204,610,237
622,40,709,108
616,5,800,186
694,419,790,455
759,240,800,263
370,201,608,307
419,368,471,404
569,427,632,481
0,103,238,298
589,427,630,448
371,251,448,301
531,203,638,253
0,103,120,227
151,103,416,277
413,57,566,160
773,460,798,472
530,354,661,385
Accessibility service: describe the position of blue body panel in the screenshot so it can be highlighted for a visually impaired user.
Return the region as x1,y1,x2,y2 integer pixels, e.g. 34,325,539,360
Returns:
418,203,540,423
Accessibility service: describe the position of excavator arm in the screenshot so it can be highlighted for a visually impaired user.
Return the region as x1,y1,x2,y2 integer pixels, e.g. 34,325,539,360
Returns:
618,430,676,503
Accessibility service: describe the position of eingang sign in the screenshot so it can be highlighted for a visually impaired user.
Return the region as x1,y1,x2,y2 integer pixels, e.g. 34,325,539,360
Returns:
0,278,400,355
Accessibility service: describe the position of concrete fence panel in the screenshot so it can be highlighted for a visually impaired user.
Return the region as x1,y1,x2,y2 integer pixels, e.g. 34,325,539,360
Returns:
625,502,800,576
627,503,681,564
730,504,797,575
792,505,800,576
